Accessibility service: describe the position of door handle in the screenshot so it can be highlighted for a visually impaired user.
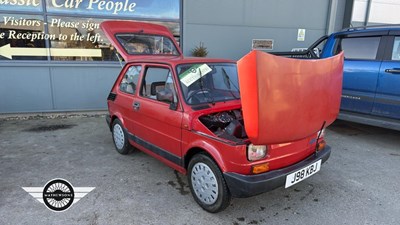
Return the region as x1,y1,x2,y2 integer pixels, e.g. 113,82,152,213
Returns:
133,102,140,110
385,69,400,74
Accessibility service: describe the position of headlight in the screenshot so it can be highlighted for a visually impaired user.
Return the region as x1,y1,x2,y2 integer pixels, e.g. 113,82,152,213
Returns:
247,144,267,161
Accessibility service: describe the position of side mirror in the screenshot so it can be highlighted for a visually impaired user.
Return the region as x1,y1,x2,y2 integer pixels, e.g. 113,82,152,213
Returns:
169,102,178,111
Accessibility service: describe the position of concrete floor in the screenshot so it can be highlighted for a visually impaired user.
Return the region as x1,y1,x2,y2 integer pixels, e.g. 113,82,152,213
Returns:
0,115,399,225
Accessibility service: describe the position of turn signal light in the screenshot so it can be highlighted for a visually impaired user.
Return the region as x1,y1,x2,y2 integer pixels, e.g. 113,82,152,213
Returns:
251,163,269,174
317,140,326,151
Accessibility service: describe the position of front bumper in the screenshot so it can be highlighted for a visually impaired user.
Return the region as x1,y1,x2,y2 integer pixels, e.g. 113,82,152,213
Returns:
223,146,331,198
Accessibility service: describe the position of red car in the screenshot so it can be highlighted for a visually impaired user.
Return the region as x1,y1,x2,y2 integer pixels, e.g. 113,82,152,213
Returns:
101,21,343,212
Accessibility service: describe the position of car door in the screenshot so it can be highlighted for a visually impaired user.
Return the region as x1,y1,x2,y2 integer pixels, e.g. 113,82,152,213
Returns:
338,34,387,114
372,32,400,119
113,64,142,133
131,64,183,165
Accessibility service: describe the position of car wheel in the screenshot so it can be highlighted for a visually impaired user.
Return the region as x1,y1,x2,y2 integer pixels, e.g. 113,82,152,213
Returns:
112,119,131,155
188,153,231,213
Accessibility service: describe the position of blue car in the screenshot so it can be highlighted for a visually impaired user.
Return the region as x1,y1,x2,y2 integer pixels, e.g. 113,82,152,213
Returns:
276,25,400,131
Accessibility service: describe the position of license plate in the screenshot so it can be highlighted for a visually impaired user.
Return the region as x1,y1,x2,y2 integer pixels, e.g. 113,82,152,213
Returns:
285,159,322,188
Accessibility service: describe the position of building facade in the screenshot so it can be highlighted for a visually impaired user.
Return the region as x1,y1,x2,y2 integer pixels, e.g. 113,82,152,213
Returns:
0,0,396,113
0,0,180,113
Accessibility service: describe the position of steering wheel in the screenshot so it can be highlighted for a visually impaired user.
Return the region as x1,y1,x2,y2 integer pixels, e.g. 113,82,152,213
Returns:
186,89,211,103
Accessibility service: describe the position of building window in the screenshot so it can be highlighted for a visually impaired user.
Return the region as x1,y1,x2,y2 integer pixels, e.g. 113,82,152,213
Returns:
45,0,179,20
351,0,400,26
47,16,117,61
0,0,181,62
0,0,42,12
0,14,46,60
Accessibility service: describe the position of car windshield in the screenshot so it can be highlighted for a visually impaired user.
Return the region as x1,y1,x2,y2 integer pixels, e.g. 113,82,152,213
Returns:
177,63,240,105
116,33,179,55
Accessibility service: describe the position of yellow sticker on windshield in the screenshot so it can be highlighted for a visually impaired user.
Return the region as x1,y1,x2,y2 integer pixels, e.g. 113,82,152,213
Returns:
179,64,212,87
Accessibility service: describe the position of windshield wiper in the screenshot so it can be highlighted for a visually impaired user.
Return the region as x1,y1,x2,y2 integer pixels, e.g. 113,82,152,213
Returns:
222,67,240,100
198,67,215,105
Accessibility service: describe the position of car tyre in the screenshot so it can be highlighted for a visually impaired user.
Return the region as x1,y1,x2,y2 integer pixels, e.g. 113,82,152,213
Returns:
188,153,231,213
111,119,132,155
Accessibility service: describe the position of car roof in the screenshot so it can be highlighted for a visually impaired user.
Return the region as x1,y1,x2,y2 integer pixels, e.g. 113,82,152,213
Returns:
333,24,400,36
342,24,400,32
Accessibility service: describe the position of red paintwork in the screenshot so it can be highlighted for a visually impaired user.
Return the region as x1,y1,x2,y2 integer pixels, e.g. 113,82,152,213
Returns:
237,50,344,145
103,21,340,177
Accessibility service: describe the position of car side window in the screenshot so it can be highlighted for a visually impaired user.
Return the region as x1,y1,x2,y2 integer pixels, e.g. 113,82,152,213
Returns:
120,65,141,94
140,67,177,104
391,37,400,60
340,37,381,60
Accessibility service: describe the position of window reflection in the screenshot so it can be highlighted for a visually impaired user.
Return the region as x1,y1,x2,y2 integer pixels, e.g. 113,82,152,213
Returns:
46,17,180,61
0,0,181,61
0,0,42,12
0,15,180,61
341,37,380,60
47,16,117,61
0,14,46,60
45,0,179,20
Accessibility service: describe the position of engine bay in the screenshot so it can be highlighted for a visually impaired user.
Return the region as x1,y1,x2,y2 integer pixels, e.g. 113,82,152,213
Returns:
199,110,248,142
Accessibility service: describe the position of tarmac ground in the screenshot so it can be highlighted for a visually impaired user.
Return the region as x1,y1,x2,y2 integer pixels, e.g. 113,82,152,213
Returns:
0,114,399,225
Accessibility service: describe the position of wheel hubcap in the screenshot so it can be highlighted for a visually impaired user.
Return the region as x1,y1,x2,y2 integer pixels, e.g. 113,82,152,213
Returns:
113,124,125,150
191,162,218,205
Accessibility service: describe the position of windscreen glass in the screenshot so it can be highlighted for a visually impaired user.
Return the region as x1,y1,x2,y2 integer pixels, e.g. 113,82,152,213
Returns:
177,63,240,105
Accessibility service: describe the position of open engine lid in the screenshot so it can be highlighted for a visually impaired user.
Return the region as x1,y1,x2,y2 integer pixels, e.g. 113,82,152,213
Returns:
237,51,344,145
100,21,182,61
